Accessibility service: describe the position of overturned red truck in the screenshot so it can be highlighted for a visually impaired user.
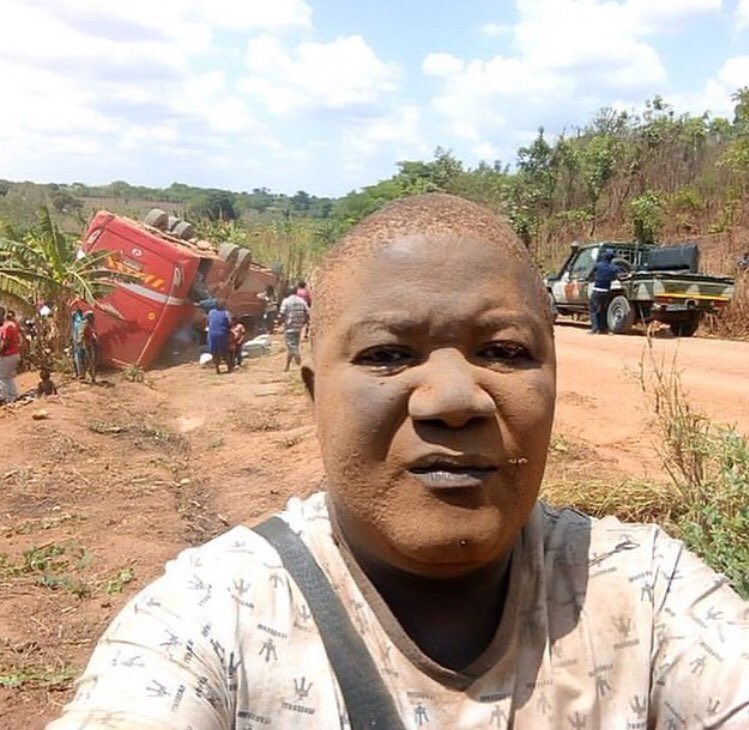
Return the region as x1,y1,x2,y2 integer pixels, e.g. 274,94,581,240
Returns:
78,209,277,369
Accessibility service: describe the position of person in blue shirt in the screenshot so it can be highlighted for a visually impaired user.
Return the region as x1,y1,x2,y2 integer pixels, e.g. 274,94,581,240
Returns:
207,300,232,374
71,308,85,377
589,250,624,334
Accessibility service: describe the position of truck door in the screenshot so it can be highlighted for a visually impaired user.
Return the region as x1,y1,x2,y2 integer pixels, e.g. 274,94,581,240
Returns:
553,247,598,306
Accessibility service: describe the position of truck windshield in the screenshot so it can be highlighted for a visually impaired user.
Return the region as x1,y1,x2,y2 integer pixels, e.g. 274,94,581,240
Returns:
570,247,598,280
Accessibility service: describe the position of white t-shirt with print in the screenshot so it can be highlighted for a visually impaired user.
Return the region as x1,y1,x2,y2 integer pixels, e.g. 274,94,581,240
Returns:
48,492,749,729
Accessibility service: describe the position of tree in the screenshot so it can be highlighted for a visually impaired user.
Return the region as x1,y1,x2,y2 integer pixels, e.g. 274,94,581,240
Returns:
48,184,84,216
629,191,664,244
0,207,134,357
188,191,237,222
718,88,749,183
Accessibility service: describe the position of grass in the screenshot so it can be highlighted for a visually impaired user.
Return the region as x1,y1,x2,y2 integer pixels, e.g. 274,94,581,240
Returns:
87,420,188,453
0,664,78,690
639,339,749,596
103,567,135,595
702,257,749,340
284,374,307,398
548,335,749,598
121,364,145,383
2,512,86,537
0,541,94,599
542,478,676,524
234,407,283,433
0,541,138,600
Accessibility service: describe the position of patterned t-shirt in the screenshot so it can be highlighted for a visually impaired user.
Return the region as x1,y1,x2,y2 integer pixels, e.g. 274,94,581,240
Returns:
48,492,749,729
279,295,309,333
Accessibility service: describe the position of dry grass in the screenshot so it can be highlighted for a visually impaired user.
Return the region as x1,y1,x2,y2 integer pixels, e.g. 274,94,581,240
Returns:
699,243,749,340
703,270,749,340
232,406,284,433
541,478,676,524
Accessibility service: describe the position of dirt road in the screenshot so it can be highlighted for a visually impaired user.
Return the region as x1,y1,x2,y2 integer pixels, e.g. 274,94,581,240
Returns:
1,328,748,727
553,322,749,476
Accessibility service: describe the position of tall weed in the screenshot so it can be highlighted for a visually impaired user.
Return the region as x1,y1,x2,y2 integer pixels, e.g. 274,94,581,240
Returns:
640,337,749,596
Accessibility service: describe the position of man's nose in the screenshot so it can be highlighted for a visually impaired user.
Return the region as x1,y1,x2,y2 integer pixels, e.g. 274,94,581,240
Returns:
408,349,497,428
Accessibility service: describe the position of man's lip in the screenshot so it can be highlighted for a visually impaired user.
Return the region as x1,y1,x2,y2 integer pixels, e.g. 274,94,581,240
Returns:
407,467,495,489
407,453,499,471
406,454,499,490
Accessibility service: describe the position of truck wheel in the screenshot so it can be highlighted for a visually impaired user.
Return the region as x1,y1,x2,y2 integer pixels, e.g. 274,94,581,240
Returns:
172,221,195,240
606,295,634,334
144,208,168,230
547,292,558,323
233,248,252,289
218,242,239,261
669,316,700,337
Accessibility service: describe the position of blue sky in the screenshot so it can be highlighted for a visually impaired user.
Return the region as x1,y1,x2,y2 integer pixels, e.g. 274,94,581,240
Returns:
0,0,747,197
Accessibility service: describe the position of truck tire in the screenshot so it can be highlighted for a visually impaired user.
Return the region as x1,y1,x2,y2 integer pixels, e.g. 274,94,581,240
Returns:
669,315,700,337
167,215,180,232
218,242,239,261
547,291,558,323
234,248,252,289
172,221,195,240
606,295,634,334
144,208,168,230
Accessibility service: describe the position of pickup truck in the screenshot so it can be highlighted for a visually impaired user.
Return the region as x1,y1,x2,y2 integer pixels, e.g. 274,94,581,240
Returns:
78,209,277,369
545,241,734,336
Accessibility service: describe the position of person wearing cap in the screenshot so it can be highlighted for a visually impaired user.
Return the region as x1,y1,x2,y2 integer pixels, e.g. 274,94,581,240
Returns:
588,249,624,334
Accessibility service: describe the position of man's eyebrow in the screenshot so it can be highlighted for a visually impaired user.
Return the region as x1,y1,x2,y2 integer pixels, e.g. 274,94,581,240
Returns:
338,315,422,346
342,310,545,342
472,310,544,332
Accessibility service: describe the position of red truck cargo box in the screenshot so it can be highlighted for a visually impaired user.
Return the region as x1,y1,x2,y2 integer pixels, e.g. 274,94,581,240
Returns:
80,212,210,369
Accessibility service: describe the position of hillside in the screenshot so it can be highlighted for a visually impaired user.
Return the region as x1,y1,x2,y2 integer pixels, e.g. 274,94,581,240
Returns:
2,93,748,337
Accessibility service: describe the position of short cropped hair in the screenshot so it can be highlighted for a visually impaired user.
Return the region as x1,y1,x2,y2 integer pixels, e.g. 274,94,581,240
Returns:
311,193,549,345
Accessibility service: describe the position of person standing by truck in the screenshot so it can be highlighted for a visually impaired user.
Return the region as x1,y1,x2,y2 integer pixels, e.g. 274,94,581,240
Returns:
589,249,623,334
0,308,21,403
229,316,246,369
207,301,232,374
77,311,99,383
279,287,309,372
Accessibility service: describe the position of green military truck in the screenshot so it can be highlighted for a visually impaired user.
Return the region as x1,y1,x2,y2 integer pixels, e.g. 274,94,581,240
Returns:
545,241,734,336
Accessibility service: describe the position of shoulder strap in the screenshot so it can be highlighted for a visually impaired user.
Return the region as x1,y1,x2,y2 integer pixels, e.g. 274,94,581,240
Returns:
252,516,406,730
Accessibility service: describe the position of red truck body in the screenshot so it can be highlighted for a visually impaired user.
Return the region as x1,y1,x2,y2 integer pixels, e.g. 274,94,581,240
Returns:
80,211,275,369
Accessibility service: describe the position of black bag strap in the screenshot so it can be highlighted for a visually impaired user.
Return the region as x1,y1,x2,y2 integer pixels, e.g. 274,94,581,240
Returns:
253,516,406,730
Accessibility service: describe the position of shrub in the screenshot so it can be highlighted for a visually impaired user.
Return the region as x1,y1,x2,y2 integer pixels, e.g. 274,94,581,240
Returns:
640,338,749,597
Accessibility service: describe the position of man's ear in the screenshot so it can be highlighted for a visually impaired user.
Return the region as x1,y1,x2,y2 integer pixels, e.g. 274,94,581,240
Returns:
301,363,315,404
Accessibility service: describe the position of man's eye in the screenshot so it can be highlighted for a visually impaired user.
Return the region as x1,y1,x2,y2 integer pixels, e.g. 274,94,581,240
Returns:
354,346,414,368
476,341,531,363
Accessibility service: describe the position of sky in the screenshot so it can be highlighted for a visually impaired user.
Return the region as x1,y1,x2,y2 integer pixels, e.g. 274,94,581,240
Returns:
0,0,748,197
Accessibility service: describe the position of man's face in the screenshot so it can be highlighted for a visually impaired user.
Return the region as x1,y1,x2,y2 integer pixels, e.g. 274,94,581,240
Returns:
306,233,556,578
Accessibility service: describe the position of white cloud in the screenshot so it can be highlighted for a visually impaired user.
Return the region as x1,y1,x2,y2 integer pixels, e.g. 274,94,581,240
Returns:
672,56,749,118
422,53,464,77
479,22,511,37
738,0,749,29
472,142,502,160
422,0,727,164
511,1,666,79
242,34,401,114
452,121,480,141
0,0,297,184
338,105,430,179
21,0,312,35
